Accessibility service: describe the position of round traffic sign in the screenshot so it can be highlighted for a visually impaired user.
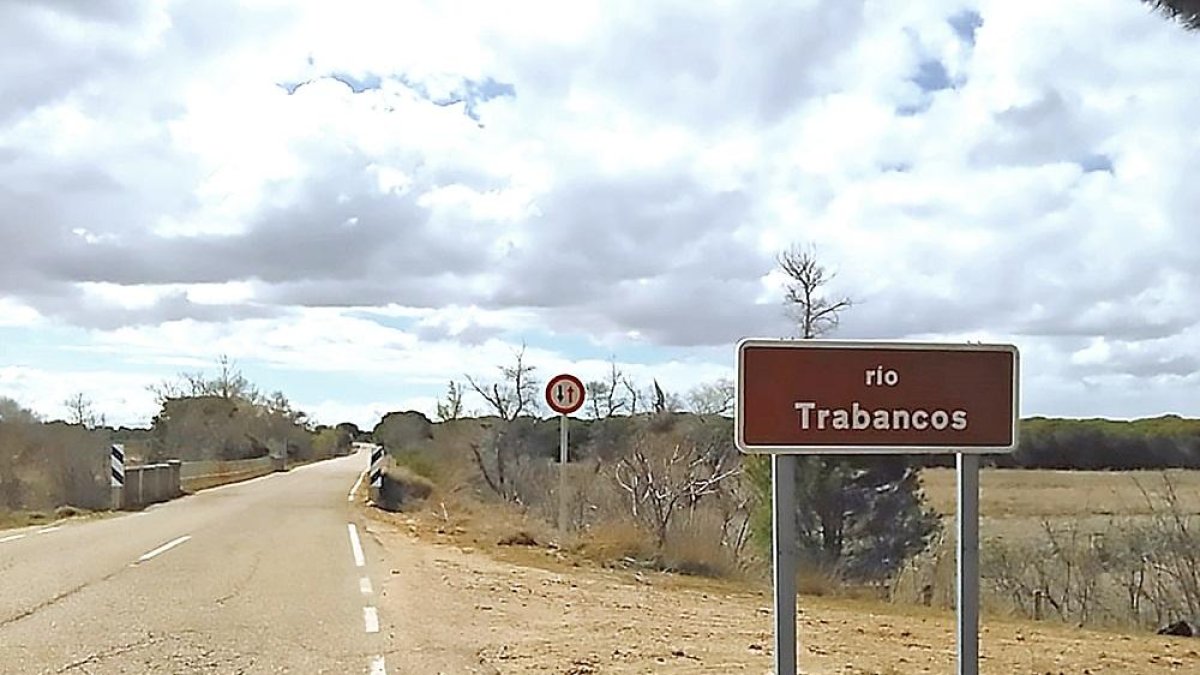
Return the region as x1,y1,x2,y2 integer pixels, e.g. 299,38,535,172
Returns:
545,373,585,415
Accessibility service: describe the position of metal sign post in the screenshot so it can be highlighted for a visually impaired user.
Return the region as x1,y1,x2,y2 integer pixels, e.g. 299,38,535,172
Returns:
735,339,1019,675
957,452,981,675
559,413,569,533
546,374,585,538
772,454,798,675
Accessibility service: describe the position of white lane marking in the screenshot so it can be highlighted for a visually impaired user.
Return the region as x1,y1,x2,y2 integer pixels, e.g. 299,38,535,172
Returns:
360,576,373,595
363,606,380,633
0,534,26,544
347,523,366,567
369,655,387,674
38,526,62,534
136,535,192,563
348,468,368,502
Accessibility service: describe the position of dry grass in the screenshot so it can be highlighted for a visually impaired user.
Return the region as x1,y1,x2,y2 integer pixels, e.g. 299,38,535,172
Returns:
573,520,657,564
376,466,435,511
0,505,100,532
921,467,1200,518
0,510,52,531
659,516,741,578
903,468,1200,631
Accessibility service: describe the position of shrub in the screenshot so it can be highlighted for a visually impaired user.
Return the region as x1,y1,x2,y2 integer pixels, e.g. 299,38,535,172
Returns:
660,515,740,578
377,467,435,512
747,455,941,583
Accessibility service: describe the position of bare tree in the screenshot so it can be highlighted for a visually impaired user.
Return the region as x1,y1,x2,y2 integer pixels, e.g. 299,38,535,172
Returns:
1144,0,1200,30
778,244,853,339
465,344,537,422
147,355,260,405
435,381,464,422
613,423,741,547
63,392,101,428
586,358,630,419
620,374,643,414
465,344,539,500
687,378,735,416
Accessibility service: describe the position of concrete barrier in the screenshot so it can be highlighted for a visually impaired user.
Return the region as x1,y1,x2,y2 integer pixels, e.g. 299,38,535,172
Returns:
179,456,277,492
121,461,183,509
113,454,298,510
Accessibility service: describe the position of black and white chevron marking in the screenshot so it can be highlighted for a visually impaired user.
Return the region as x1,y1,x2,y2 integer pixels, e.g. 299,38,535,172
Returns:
370,446,384,488
110,444,125,487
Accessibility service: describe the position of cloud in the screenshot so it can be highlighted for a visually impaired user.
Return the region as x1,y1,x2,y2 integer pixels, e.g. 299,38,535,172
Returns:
2,0,1199,424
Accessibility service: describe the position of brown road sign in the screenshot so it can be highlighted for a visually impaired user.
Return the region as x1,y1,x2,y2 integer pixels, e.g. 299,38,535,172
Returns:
736,339,1019,454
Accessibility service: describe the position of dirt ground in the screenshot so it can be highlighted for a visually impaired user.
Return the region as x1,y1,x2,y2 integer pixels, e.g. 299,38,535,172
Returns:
361,504,1200,674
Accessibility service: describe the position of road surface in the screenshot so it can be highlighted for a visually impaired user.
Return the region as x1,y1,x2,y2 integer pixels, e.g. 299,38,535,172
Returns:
0,450,392,674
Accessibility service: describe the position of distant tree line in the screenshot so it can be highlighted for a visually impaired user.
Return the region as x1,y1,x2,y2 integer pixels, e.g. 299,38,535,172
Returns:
990,416,1200,470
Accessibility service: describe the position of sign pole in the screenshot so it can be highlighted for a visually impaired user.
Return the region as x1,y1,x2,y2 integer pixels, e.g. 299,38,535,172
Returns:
773,453,798,675
558,413,569,536
956,452,981,675
546,373,585,537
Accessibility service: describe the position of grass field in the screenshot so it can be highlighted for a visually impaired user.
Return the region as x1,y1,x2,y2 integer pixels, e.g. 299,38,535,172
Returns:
905,468,1200,630
921,467,1200,518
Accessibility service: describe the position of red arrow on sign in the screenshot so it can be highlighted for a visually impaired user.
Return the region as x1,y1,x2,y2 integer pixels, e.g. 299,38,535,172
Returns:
545,373,585,415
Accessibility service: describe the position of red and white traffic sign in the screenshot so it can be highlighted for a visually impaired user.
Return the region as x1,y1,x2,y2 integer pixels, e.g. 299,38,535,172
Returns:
546,373,585,415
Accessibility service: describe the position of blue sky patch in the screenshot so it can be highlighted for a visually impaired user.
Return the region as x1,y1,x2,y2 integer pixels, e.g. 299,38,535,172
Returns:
1079,153,1115,173
913,59,953,93
949,10,984,46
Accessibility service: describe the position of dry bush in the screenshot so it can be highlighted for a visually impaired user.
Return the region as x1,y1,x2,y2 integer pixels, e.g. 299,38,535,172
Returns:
0,419,107,511
611,415,739,547
423,418,500,495
659,511,741,578
573,520,657,565
973,473,1200,631
890,528,955,609
400,414,753,579
54,505,90,519
796,566,843,597
377,467,436,512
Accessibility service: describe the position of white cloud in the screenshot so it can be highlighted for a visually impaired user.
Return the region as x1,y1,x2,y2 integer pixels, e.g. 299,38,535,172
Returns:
2,0,1199,424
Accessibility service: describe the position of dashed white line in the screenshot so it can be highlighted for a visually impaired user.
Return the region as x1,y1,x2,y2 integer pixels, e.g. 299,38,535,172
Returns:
363,606,380,633
37,526,62,534
348,469,368,502
360,576,373,595
347,523,366,567
136,535,191,563
0,534,26,544
369,655,387,674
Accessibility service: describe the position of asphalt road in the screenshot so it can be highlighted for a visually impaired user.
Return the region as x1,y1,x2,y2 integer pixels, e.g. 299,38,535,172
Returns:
0,449,394,674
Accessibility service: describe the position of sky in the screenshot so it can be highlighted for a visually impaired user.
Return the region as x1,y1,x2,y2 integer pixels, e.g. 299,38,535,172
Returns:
2,0,1198,429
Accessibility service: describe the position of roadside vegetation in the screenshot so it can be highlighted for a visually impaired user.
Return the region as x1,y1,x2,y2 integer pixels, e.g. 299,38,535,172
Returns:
0,357,356,521
371,244,1200,637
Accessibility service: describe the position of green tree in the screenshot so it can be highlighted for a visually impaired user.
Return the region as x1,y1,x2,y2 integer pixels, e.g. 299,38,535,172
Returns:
748,245,940,582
